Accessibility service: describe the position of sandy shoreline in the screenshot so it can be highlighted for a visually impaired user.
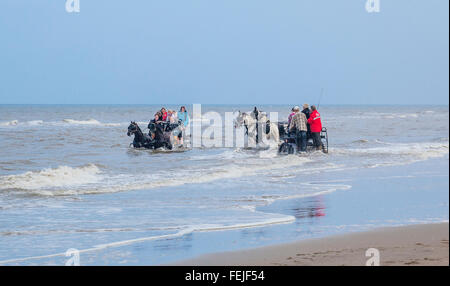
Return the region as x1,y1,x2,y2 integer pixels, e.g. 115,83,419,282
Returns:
173,223,449,266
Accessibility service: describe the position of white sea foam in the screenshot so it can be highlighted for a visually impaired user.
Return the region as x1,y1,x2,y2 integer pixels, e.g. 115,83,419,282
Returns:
0,120,19,126
344,112,422,120
62,119,102,125
333,141,449,166
352,139,370,144
1,156,312,196
2,140,446,196
0,213,295,265
73,156,309,196
0,119,123,128
62,119,121,127
0,164,102,191
26,120,44,126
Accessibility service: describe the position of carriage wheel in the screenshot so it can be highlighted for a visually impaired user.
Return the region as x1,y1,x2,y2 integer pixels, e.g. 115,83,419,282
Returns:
321,128,329,154
289,143,297,154
278,142,289,154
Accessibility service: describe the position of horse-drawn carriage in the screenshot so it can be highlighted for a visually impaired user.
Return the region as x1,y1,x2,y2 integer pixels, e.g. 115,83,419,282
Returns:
234,108,329,154
127,121,181,150
277,121,329,154
128,107,329,154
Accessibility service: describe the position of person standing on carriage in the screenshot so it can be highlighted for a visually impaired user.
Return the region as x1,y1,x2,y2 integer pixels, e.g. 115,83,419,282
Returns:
177,106,189,146
288,107,296,126
302,104,311,139
289,106,308,152
302,104,311,119
308,105,323,150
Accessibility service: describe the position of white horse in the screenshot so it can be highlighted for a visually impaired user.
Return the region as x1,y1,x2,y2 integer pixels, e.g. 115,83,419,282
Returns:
234,109,280,148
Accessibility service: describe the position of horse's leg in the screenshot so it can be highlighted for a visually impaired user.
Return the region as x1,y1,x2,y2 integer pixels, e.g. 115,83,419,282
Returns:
248,131,257,148
272,123,280,142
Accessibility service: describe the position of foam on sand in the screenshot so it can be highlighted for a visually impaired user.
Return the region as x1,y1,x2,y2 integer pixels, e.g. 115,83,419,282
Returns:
0,213,296,265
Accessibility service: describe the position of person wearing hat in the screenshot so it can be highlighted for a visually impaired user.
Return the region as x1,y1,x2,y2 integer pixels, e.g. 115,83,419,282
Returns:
301,104,311,119
287,107,296,126
289,106,308,152
302,103,311,139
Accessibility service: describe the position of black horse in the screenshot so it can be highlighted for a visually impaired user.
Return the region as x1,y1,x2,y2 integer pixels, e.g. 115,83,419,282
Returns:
127,121,172,150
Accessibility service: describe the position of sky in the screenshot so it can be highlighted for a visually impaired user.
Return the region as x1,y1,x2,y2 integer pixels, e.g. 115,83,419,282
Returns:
0,0,448,105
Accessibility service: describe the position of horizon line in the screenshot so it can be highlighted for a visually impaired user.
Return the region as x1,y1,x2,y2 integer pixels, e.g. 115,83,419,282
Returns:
0,103,448,107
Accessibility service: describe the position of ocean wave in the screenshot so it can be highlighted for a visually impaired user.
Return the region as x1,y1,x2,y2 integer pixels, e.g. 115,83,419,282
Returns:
62,119,101,125
92,216,296,250
333,141,449,161
0,120,45,127
383,113,419,119
0,120,19,126
2,141,447,197
0,119,123,128
0,164,102,191
26,120,44,126
1,156,311,196
62,119,121,126
0,213,296,265
352,139,370,144
344,112,421,120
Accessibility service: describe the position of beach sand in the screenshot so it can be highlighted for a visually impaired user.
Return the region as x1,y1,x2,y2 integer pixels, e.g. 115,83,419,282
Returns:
174,223,449,266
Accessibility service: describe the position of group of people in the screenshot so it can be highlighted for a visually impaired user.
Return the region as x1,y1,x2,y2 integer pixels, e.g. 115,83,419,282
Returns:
148,106,190,146
287,104,323,152
145,105,321,151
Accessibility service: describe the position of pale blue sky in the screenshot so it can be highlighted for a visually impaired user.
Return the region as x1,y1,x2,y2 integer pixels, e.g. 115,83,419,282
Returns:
0,0,448,105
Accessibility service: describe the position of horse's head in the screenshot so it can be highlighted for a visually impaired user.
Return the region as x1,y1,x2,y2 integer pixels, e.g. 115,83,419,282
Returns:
127,121,140,136
234,111,247,128
258,112,268,122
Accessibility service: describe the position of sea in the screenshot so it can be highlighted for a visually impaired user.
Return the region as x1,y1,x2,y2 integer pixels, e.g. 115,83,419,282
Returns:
0,104,448,265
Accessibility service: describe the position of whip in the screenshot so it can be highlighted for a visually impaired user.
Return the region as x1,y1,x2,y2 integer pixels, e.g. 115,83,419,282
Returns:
317,88,324,110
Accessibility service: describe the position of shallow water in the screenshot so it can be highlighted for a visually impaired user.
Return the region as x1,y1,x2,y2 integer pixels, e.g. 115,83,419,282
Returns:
0,105,448,265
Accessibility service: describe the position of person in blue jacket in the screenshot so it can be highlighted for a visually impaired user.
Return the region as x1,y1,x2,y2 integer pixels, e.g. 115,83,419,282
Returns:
177,106,189,146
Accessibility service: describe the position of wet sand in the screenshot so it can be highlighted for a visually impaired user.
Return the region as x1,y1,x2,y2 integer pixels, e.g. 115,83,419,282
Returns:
174,223,449,266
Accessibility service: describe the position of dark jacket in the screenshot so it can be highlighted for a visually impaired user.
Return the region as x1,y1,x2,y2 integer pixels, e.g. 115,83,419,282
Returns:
302,108,311,119
148,120,165,141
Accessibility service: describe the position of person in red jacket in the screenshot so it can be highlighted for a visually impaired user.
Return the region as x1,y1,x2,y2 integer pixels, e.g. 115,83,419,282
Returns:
307,105,323,150
160,107,168,121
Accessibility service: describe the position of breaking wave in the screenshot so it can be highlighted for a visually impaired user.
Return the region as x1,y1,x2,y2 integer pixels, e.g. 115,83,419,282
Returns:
0,164,102,192
334,141,449,162
62,119,121,126
2,140,447,197
62,119,102,125
344,112,421,120
0,156,312,196
0,119,122,128
0,120,19,126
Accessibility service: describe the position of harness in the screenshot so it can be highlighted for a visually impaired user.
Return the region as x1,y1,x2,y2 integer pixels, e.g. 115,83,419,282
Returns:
254,108,260,143
242,109,271,143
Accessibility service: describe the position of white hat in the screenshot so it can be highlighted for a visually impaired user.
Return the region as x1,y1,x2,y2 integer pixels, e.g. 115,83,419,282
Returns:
293,106,300,111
